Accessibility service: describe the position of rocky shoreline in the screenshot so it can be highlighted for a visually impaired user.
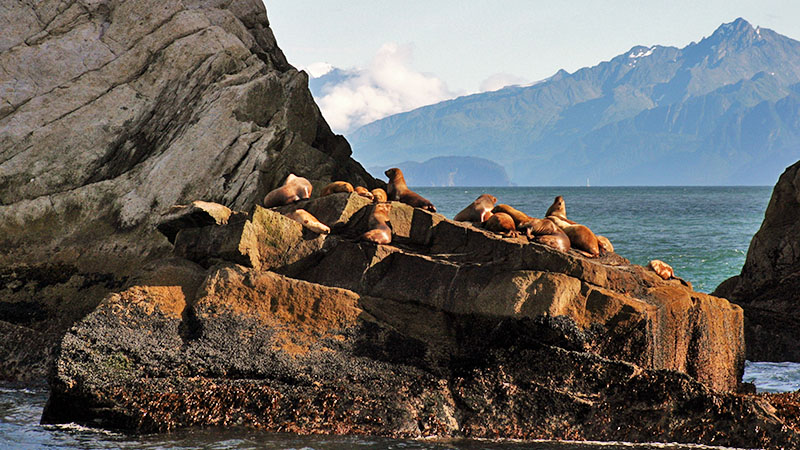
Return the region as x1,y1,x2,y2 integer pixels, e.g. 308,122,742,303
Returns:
38,196,799,448
2,0,800,447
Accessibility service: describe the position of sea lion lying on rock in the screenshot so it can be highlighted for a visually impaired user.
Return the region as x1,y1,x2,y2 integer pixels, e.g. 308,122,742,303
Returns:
263,174,312,207
361,203,393,245
647,259,690,286
385,168,436,212
483,212,518,238
355,186,374,201
492,204,530,227
547,215,600,257
545,196,606,257
321,181,354,196
285,209,330,234
454,194,497,223
371,188,388,203
519,217,571,253
648,260,674,280
596,235,614,253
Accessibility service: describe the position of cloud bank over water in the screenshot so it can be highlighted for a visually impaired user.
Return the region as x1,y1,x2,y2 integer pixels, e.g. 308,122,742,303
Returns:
305,43,455,133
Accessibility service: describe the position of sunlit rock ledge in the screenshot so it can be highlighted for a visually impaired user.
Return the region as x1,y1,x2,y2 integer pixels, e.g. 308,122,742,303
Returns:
42,194,798,448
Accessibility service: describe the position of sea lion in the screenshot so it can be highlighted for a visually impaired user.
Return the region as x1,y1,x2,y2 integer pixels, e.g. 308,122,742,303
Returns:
648,260,691,286
285,209,330,234
483,212,518,237
263,174,312,208
492,204,531,227
355,186,374,201
519,217,571,252
547,215,600,257
384,168,436,212
454,194,497,223
371,188,388,203
648,260,674,280
321,181,354,196
545,196,604,257
361,202,393,244
545,195,573,222
596,235,614,253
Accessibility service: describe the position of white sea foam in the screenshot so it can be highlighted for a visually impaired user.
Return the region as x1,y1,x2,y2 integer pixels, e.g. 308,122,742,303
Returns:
41,422,121,436
424,436,750,449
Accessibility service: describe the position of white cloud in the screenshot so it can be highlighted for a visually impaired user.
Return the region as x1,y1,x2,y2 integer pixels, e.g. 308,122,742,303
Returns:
310,43,455,133
478,72,529,92
303,62,333,78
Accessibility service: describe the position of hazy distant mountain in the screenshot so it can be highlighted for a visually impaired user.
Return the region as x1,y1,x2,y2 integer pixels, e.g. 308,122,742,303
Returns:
348,18,800,186
308,67,358,96
369,156,513,187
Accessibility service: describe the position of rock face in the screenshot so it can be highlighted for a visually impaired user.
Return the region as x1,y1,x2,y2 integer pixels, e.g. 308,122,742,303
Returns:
0,0,377,380
42,195,799,448
714,160,800,361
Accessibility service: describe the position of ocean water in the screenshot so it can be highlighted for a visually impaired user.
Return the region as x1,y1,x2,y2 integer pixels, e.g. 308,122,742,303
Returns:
415,186,769,293
2,186,798,450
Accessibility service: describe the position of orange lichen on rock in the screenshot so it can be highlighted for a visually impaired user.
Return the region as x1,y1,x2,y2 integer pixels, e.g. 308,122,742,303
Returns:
195,266,363,354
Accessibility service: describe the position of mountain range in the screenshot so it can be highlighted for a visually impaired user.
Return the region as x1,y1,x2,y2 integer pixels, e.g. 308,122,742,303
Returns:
346,18,800,186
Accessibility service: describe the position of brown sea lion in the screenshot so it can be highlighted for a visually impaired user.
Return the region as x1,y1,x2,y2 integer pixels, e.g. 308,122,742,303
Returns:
534,232,571,253
384,168,436,212
371,188,388,203
263,174,312,207
547,215,600,257
596,235,614,253
483,212,518,237
355,186,374,201
545,195,573,222
361,202,393,244
648,260,674,280
547,195,614,254
285,209,330,234
454,194,497,223
492,204,531,227
321,181,354,196
519,217,571,252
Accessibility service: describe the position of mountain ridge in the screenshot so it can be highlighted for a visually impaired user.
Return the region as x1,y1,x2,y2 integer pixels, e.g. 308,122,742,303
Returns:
348,18,800,185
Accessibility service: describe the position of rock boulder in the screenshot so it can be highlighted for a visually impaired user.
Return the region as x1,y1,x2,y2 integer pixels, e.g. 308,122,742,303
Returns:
714,160,800,361
42,196,799,447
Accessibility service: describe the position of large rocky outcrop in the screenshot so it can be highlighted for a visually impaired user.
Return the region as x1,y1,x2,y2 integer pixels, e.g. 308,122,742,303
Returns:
42,195,799,448
0,0,377,380
714,160,800,361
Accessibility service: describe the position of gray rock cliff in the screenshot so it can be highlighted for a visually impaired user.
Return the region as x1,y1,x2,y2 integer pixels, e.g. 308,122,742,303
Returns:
0,0,377,381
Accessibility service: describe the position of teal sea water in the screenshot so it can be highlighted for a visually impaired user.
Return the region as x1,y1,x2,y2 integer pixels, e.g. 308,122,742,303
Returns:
415,186,769,294
3,186,798,450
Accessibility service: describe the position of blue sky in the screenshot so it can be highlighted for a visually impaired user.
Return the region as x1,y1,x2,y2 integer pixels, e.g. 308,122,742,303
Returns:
265,1,800,132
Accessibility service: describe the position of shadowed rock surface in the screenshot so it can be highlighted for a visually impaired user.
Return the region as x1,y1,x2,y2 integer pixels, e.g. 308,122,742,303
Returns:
714,159,800,362
41,195,799,448
0,0,377,381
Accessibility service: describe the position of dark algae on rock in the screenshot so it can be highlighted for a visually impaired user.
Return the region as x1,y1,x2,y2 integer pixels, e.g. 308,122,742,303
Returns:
41,196,800,448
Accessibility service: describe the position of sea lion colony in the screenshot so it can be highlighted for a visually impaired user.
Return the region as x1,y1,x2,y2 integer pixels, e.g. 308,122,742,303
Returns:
259,171,625,261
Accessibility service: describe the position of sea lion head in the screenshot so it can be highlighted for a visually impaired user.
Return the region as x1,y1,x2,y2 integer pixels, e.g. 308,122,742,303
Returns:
355,186,374,200
373,202,393,217
546,195,566,219
385,168,403,181
479,194,498,205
